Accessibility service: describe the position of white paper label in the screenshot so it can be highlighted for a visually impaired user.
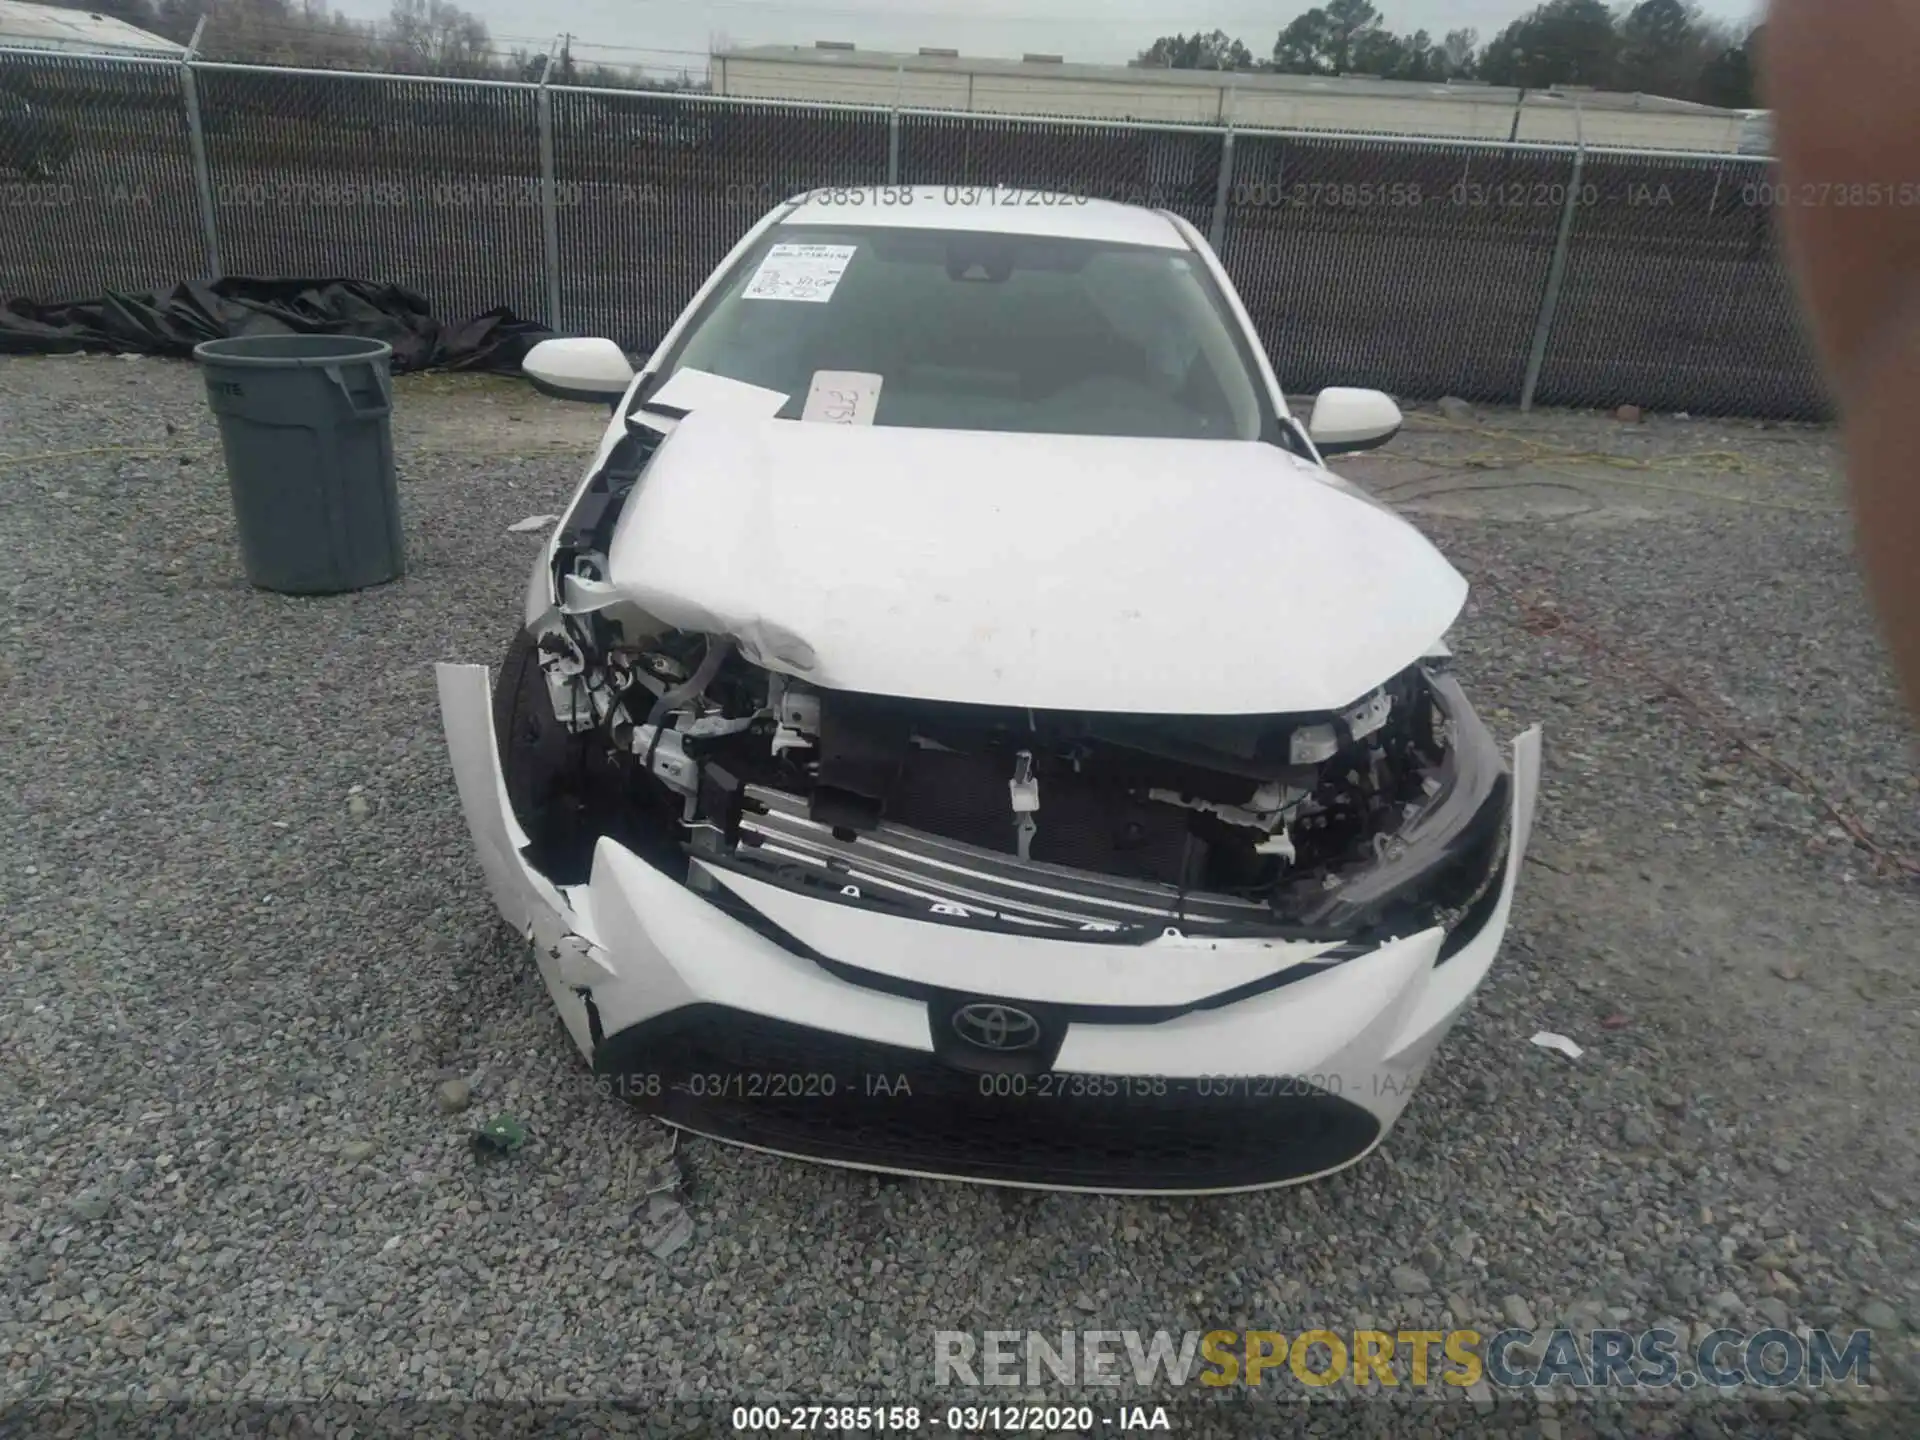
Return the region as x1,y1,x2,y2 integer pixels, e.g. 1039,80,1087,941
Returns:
644,366,788,418
802,371,883,425
742,243,857,303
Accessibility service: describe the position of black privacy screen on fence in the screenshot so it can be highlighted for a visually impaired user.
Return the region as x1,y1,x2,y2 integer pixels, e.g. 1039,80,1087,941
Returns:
552,92,888,356
194,66,547,326
1222,134,1573,405
1531,150,1827,418
898,113,1225,232
0,48,1830,419
0,53,207,298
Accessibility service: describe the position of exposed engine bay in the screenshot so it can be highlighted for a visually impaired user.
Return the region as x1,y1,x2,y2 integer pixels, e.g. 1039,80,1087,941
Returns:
500,593,1510,948
488,405,1512,949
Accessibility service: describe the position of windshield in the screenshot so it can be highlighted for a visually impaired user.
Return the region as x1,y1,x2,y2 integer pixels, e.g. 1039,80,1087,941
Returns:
648,223,1270,440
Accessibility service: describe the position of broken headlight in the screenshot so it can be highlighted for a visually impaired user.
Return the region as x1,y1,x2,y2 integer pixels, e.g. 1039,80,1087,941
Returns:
1291,670,1511,950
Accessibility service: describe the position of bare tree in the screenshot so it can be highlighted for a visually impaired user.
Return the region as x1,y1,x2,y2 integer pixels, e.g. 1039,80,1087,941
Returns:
1439,28,1479,78
1137,30,1256,70
386,0,491,75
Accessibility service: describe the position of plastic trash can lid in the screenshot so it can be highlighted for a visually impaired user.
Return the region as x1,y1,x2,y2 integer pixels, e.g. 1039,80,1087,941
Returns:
193,335,393,367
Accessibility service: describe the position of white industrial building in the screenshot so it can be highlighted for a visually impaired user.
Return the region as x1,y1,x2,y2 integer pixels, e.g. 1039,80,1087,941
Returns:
0,0,186,57
713,44,1754,153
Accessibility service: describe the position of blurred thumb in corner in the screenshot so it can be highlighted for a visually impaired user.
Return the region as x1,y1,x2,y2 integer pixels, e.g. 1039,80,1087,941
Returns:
1767,0,1920,720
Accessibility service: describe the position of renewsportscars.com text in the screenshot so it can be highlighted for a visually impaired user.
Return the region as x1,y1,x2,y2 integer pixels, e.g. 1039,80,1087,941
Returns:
933,1327,1874,1392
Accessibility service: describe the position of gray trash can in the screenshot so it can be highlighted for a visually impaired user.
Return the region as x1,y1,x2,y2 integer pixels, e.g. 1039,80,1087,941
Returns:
194,334,404,595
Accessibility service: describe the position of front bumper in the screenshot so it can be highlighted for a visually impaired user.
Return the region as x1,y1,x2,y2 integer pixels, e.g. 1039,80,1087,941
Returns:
437,663,1541,1195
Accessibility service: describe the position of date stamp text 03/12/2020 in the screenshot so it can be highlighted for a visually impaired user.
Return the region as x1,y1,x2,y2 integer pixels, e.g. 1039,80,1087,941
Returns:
730,1404,1173,1432
594,1071,1411,1101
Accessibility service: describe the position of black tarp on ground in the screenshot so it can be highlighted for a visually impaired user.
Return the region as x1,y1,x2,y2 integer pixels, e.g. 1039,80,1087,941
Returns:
0,278,553,373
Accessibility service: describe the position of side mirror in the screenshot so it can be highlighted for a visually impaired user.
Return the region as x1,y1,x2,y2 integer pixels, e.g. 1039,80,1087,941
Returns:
523,337,636,404
1307,387,1403,455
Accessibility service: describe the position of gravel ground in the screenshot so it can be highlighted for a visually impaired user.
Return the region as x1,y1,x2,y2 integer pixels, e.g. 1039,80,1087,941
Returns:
2,358,1916,1435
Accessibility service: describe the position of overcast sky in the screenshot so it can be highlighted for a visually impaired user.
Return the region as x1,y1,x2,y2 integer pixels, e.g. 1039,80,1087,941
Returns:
320,0,1765,78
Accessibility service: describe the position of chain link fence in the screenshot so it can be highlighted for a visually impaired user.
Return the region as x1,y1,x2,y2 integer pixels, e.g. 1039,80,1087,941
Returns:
897,112,1225,234
1223,134,1575,405
0,52,206,301
194,65,547,324
1,47,1828,419
1530,149,1823,416
551,90,890,356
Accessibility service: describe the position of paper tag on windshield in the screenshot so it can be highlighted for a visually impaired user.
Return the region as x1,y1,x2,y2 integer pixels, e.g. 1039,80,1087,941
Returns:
644,366,788,418
742,243,857,303
802,371,883,425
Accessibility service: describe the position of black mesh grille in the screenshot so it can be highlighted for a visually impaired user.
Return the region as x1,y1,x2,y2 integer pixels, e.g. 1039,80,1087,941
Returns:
595,1006,1380,1191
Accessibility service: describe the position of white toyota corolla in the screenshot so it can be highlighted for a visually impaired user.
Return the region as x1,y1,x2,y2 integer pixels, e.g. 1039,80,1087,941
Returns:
436,186,1541,1193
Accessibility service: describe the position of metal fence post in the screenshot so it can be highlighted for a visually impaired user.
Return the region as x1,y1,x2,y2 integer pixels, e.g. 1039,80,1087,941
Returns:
1206,89,1237,255
180,18,222,280
1207,130,1236,254
885,63,903,184
536,37,563,332
1521,104,1584,412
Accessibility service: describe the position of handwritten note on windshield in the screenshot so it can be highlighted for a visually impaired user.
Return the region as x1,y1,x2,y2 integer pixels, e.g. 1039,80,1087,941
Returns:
802,371,883,425
742,243,857,303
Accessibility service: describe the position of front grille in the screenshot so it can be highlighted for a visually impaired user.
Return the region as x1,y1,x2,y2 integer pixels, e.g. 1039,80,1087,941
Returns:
885,746,1197,884
594,1006,1380,1191
735,785,1274,934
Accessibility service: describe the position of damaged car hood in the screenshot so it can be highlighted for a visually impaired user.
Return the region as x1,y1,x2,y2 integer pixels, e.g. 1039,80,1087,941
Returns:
601,410,1467,714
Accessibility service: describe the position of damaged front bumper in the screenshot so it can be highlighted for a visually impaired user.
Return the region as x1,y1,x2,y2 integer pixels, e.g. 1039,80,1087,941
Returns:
437,662,1541,1195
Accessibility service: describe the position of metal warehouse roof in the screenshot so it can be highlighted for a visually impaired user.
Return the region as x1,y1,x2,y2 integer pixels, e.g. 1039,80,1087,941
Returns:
717,44,1734,117
0,0,186,56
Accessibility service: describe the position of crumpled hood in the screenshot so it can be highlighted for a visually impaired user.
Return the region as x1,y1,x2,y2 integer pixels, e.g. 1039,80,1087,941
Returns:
603,410,1466,715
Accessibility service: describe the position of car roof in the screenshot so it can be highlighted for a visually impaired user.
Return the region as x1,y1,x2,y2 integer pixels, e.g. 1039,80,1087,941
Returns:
780,185,1192,250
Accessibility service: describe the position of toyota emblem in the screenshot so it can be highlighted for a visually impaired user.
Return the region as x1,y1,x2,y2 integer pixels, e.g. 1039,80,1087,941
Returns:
951,1003,1042,1052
